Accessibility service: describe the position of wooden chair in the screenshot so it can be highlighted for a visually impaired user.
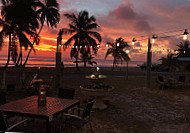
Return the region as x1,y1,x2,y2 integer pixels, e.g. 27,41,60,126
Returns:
63,100,95,133
0,111,28,132
58,88,75,99
176,76,186,86
157,76,166,89
0,91,6,106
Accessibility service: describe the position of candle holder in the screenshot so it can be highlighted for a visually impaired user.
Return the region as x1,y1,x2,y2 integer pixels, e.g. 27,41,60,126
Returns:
38,87,46,106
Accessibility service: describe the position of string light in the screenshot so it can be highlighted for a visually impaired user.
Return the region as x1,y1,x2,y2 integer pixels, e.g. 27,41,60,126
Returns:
97,45,100,48
117,43,120,47
126,49,130,54
132,28,190,43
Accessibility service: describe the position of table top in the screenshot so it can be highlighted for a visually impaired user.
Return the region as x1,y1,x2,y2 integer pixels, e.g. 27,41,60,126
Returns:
0,96,79,118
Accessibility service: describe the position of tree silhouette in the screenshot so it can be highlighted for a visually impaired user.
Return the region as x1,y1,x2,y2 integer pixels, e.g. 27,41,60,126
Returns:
158,52,178,72
80,48,97,67
176,41,190,57
0,0,39,67
105,37,130,71
23,0,60,66
61,10,101,70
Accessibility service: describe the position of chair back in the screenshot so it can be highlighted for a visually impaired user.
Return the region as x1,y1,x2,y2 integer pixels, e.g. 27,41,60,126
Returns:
58,88,75,99
82,100,95,119
158,76,164,82
179,76,185,82
0,111,8,131
0,92,6,105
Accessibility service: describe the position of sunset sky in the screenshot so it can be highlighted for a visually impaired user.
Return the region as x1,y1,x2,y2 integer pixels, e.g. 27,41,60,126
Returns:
1,0,190,64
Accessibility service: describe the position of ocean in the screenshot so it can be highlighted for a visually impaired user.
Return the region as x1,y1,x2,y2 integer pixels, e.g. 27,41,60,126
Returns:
0,55,145,67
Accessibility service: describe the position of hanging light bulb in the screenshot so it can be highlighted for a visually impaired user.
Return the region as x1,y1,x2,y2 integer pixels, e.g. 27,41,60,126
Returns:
184,51,186,54
183,29,189,40
126,49,130,54
80,46,82,48
97,44,100,48
117,43,120,47
152,34,158,44
132,38,136,45
106,44,109,47
85,45,87,48
76,46,78,48
91,46,93,48
72,46,74,48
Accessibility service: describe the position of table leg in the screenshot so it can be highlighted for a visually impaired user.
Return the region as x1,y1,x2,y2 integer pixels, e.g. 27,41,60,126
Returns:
77,102,80,116
46,120,51,133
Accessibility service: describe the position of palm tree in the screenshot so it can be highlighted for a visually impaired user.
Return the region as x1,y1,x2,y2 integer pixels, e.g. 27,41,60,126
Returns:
70,48,81,71
23,0,60,66
105,37,130,71
176,41,190,57
61,10,101,70
0,18,38,67
0,0,40,67
158,53,178,72
80,48,97,67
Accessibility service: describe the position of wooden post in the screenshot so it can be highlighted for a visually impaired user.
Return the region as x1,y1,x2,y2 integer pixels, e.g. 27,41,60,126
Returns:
126,61,129,80
55,36,62,90
2,68,6,90
146,37,152,88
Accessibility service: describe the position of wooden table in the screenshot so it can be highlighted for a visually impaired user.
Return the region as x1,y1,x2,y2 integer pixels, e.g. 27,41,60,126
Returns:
0,96,80,133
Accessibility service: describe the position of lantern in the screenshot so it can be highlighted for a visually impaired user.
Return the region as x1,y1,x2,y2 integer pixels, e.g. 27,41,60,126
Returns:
132,38,136,45
183,29,189,40
38,87,46,106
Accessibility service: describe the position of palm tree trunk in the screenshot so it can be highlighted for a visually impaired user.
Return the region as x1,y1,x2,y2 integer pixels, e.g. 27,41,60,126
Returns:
75,57,80,71
23,47,32,66
15,53,21,67
23,24,44,66
19,45,22,66
5,34,11,68
84,61,87,67
112,59,115,71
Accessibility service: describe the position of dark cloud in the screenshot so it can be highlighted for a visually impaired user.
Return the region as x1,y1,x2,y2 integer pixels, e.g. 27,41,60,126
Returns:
108,1,153,33
135,20,153,33
102,34,114,44
134,42,142,47
167,36,184,49
109,1,138,20
131,49,141,53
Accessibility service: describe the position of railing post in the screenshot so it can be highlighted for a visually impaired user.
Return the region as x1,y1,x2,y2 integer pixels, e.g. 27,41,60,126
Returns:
55,36,62,90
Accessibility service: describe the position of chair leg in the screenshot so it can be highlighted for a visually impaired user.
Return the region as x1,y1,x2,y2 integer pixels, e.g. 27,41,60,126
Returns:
81,128,83,133
90,122,93,133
